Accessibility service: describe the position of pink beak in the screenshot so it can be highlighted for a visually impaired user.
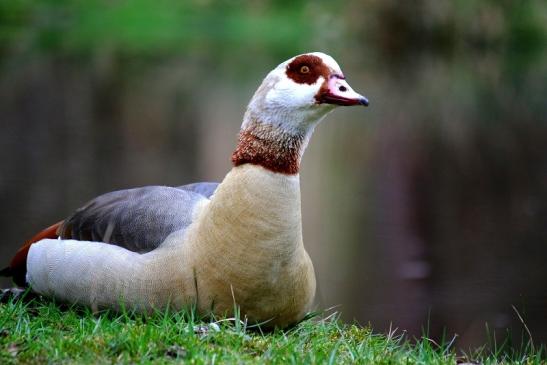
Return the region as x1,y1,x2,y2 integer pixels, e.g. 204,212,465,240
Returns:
318,75,369,107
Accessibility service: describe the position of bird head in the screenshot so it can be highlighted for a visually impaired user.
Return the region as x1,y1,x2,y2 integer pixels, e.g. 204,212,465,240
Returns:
243,52,368,134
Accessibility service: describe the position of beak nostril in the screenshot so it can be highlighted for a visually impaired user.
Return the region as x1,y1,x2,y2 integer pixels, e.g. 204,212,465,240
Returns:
339,86,347,92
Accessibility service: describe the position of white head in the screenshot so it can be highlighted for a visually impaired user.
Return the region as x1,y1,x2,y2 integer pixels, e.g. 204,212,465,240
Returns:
243,52,368,134
233,52,368,174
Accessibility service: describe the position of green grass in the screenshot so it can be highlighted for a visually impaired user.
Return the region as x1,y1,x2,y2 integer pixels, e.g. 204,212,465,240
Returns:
0,296,543,364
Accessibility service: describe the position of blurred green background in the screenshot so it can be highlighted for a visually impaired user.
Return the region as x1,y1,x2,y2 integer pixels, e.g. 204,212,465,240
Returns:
1,0,546,349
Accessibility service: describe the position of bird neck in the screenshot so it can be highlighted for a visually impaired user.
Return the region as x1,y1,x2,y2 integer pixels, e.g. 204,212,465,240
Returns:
231,115,309,175
187,163,305,273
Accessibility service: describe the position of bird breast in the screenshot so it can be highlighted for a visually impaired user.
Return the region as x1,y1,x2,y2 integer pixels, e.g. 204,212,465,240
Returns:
183,164,316,327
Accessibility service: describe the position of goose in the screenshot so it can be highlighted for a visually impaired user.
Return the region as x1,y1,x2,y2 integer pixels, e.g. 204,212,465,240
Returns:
0,52,368,328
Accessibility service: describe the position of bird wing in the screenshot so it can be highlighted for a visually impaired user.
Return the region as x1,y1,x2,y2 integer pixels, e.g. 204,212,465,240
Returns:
176,182,219,199
1,182,218,286
59,183,218,253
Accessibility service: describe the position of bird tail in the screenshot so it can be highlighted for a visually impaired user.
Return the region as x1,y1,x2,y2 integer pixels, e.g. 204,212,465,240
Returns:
0,267,12,277
2,221,63,287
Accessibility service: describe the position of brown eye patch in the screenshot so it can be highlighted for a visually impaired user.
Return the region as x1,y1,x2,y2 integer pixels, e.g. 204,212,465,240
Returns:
286,55,330,85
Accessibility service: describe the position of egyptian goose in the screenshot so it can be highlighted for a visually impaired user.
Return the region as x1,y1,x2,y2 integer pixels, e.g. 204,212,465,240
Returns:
1,52,368,328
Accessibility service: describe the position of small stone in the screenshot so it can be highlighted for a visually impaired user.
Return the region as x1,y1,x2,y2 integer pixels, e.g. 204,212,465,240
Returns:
209,323,220,332
165,345,187,358
193,323,221,337
193,325,209,336
7,343,19,357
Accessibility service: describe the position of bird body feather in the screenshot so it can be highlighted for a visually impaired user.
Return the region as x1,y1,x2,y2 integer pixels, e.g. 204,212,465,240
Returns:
27,165,315,327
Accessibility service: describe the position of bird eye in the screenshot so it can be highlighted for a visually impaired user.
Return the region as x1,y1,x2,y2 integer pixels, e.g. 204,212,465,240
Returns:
300,65,310,74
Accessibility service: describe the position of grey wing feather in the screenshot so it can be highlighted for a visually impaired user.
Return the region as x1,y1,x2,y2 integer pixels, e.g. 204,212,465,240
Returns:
177,182,219,198
59,184,216,253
